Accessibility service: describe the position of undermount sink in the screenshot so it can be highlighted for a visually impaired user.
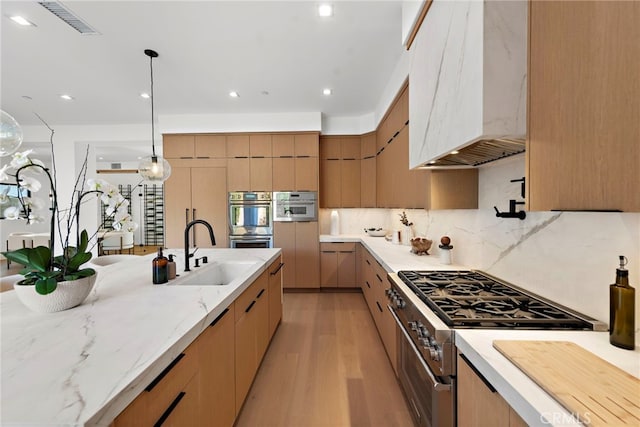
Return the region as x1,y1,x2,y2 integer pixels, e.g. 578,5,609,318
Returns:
171,260,258,286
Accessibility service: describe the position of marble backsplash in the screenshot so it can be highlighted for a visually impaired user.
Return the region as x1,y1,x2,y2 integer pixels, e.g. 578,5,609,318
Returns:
319,155,639,335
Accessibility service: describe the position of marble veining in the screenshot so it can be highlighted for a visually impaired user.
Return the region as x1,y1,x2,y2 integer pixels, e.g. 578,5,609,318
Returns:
1,248,280,426
409,0,527,167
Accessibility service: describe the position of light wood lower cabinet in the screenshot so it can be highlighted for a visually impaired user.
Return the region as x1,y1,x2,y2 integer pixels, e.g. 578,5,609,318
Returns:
273,222,319,289
235,270,269,414
114,258,282,427
457,352,528,427
268,257,284,337
360,245,397,373
320,242,357,288
197,306,236,427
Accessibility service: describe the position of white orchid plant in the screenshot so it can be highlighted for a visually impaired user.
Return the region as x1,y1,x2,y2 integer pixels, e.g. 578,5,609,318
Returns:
1,125,137,295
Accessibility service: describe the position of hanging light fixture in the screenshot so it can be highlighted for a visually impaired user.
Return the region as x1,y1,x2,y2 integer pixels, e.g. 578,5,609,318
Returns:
138,49,171,182
0,110,24,157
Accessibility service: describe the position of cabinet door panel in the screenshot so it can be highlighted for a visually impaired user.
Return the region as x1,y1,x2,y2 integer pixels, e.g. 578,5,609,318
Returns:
198,306,235,427
320,249,338,288
164,166,192,248
268,257,283,338
295,157,318,191
192,167,227,248
294,133,319,157
320,159,341,207
340,159,360,208
164,135,195,159
272,134,295,157
337,250,356,287
250,158,273,191
273,222,296,288
341,137,361,159
226,135,250,157
235,308,257,414
360,157,376,208
272,158,295,191
254,273,270,362
227,158,251,191
295,222,319,288
195,135,226,158
320,137,341,159
249,134,272,157
159,375,200,427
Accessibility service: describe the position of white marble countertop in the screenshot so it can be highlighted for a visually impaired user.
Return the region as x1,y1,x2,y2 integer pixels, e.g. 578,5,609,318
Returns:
0,248,280,427
320,233,465,272
455,330,640,427
320,233,640,426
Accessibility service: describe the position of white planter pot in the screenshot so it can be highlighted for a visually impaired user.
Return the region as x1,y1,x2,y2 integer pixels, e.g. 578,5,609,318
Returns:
13,275,97,313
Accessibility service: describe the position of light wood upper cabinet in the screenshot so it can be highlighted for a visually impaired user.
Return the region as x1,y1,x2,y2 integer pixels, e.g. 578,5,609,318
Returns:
227,158,251,191
195,135,226,158
226,135,250,158
341,159,360,207
527,0,640,212
295,157,318,191
294,133,319,157
272,157,295,191
164,135,196,159
249,134,272,157
320,159,341,207
272,134,295,157
164,134,226,159
250,158,273,191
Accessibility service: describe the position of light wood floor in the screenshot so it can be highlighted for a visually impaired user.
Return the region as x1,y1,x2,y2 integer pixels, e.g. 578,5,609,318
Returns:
235,292,414,427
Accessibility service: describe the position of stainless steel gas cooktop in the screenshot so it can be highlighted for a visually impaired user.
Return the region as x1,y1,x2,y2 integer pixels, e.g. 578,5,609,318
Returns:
397,270,604,330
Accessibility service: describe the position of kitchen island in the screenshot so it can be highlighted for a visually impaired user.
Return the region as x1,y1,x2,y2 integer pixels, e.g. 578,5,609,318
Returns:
0,248,281,427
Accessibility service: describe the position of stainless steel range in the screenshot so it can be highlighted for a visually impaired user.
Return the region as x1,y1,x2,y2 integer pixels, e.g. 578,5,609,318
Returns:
387,270,606,427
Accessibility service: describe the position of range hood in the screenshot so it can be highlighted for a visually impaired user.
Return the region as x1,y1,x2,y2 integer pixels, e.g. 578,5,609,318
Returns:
408,0,527,169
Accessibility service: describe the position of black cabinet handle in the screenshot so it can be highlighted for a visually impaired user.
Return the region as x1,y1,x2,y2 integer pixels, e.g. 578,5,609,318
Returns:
145,353,185,392
376,274,382,282
365,259,371,265
245,300,256,313
376,301,383,313
154,391,186,427
256,289,265,299
210,308,229,327
366,281,371,289
270,262,284,275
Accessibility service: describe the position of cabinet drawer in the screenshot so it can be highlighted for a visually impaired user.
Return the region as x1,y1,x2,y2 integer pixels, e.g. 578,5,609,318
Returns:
320,242,356,252
235,281,260,322
115,348,198,426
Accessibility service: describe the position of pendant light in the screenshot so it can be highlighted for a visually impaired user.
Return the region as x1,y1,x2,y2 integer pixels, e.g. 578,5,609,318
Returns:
138,49,171,182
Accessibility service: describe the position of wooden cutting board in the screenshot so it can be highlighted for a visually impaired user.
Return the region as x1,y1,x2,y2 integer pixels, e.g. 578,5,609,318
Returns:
493,340,640,426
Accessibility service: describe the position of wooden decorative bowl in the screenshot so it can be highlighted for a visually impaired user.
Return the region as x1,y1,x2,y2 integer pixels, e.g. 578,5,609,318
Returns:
410,237,433,255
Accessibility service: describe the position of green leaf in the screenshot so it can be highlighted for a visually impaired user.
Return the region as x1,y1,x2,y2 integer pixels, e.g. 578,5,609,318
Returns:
27,246,52,272
78,230,89,253
2,248,32,266
35,277,57,295
67,252,92,271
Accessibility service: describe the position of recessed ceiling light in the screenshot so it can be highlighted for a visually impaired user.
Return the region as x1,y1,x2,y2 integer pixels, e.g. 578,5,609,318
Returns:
323,88,332,96
229,91,239,98
318,4,333,17
98,157,104,160
60,94,74,101
450,150,459,155
140,92,150,99
10,16,35,26
428,160,437,164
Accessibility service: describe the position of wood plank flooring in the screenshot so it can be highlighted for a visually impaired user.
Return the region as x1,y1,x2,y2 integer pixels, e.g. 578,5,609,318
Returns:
235,292,414,427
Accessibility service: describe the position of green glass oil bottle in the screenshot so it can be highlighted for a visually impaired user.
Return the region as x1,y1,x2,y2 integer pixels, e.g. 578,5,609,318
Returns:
609,256,635,350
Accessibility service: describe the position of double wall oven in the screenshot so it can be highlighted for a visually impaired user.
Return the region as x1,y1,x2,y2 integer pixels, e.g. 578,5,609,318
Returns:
387,270,606,427
228,192,273,248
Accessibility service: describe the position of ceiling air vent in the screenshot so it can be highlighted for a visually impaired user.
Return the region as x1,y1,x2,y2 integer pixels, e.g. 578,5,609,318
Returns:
110,163,122,170
38,1,100,35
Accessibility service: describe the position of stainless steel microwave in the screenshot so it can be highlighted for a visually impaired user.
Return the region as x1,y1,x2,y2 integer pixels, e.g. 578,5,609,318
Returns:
273,192,317,222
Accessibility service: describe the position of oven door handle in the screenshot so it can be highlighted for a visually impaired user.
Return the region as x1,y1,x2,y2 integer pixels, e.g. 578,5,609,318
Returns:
388,305,451,392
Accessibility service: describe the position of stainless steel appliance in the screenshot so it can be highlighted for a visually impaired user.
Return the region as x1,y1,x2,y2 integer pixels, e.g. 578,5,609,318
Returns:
228,192,273,248
273,191,317,222
387,270,607,427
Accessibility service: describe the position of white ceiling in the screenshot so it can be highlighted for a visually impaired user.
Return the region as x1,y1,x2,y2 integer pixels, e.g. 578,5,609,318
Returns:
1,0,405,131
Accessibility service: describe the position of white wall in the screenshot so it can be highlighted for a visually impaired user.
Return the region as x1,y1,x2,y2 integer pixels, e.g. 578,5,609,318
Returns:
319,154,640,338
